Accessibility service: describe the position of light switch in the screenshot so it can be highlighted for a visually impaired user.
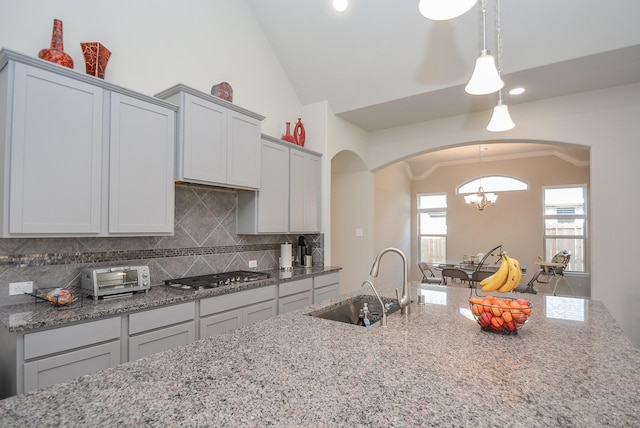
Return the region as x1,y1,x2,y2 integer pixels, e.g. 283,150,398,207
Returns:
355,228,363,237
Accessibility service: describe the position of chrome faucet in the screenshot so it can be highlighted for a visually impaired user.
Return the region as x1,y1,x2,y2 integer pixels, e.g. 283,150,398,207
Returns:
369,247,410,315
361,280,387,327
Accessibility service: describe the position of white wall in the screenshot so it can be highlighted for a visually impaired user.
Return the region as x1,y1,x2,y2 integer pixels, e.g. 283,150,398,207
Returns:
372,164,412,285
0,0,303,137
331,151,372,294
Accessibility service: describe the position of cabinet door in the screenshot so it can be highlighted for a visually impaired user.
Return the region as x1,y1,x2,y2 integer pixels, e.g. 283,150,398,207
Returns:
109,93,175,234
258,140,289,232
23,341,120,394
8,63,103,234
227,111,261,189
182,93,227,184
199,308,243,339
129,322,195,360
290,150,321,233
314,284,339,304
278,291,313,314
245,300,277,325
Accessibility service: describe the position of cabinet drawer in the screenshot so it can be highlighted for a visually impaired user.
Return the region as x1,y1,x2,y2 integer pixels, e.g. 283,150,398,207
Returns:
314,272,340,288
24,317,120,360
23,340,120,393
129,302,195,335
200,285,275,317
278,278,312,297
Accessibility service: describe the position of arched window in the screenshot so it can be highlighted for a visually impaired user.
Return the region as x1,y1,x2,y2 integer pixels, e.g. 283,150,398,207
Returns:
457,175,528,194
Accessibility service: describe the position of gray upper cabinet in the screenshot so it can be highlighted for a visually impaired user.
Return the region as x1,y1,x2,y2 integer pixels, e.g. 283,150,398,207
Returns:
3,61,104,235
0,49,177,237
289,148,321,233
237,136,321,234
108,93,175,234
155,84,264,190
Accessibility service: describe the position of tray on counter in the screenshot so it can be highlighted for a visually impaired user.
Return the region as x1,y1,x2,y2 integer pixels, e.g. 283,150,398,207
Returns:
24,286,84,311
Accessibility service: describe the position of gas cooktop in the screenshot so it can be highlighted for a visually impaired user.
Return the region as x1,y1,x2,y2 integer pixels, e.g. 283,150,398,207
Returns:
164,270,270,291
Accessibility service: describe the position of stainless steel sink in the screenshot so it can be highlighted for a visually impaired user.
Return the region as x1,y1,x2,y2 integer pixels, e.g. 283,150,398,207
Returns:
308,295,400,326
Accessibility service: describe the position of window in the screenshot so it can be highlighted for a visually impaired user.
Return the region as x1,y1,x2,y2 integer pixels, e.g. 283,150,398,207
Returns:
543,186,587,272
418,194,447,263
458,175,528,194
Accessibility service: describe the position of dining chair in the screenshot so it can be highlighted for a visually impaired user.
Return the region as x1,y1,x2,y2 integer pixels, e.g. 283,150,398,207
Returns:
441,268,471,286
470,270,494,287
417,262,443,284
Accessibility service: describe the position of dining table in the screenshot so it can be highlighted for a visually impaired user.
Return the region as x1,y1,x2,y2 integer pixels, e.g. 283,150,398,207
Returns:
430,260,527,274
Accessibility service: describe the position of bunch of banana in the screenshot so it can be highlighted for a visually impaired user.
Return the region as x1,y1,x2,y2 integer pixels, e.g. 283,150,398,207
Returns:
479,254,522,292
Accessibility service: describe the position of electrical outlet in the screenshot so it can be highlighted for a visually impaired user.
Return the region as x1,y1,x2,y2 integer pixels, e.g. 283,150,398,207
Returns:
9,281,33,295
248,260,257,268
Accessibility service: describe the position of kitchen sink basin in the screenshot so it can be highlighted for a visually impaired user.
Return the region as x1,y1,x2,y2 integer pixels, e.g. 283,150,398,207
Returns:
308,294,400,326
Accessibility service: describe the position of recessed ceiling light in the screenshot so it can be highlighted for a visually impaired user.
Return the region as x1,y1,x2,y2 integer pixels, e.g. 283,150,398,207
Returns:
509,87,525,95
333,0,348,12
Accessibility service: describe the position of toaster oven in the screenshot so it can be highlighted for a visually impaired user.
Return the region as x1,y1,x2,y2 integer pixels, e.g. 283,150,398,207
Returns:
81,266,150,300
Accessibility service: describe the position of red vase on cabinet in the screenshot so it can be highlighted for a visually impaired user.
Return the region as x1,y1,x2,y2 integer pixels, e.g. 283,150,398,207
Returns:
81,42,111,79
38,19,74,69
293,118,306,147
281,122,296,144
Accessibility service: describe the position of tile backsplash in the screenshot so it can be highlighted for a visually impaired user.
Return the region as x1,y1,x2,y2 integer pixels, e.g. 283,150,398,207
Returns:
0,185,323,306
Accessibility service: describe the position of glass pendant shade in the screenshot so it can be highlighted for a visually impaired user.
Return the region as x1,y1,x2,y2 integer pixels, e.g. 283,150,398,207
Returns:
465,50,504,95
418,0,478,20
486,100,515,132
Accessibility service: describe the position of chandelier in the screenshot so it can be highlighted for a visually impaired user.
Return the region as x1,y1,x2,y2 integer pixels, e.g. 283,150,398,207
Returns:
464,187,498,210
464,146,498,210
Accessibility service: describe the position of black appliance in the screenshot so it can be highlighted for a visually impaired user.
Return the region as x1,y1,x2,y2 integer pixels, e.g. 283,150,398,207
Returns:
164,270,270,291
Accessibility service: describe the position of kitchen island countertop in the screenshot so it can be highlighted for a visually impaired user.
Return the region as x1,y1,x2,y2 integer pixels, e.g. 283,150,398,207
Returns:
1,282,638,427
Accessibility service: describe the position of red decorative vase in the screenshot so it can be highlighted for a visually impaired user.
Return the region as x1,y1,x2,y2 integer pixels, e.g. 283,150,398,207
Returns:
281,122,296,144
81,42,111,79
38,19,74,69
294,118,306,147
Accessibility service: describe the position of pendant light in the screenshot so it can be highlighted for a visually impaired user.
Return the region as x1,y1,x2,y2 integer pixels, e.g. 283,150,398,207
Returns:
486,0,515,132
465,0,503,95
418,0,478,21
487,94,515,132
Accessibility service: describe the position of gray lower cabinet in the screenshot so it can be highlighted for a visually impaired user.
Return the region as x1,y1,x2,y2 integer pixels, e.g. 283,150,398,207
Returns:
128,302,196,360
22,317,121,395
313,272,340,303
278,278,313,314
199,285,276,338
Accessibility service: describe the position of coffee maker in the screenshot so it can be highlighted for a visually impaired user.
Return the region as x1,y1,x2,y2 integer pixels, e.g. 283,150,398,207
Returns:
297,236,313,267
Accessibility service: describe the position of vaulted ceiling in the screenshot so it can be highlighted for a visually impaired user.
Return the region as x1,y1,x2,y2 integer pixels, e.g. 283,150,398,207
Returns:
247,0,640,168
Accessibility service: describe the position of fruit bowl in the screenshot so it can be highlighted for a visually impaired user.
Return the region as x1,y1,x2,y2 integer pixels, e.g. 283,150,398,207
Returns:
469,296,532,334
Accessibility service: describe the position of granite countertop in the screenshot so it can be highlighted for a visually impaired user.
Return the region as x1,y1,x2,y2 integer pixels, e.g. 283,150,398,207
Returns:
0,266,340,332
1,282,639,427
